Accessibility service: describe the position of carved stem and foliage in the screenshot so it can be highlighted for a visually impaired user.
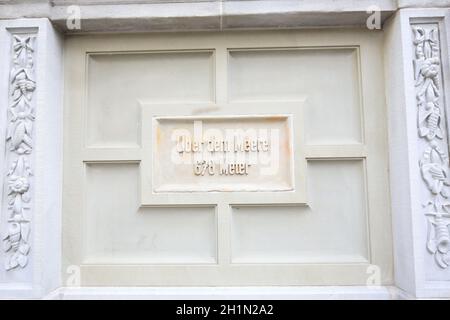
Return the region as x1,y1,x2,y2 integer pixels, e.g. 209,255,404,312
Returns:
413,25,450,268
3,34,36,270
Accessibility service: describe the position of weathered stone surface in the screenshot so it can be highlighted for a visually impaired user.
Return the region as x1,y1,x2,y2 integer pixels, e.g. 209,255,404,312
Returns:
0,0,401,32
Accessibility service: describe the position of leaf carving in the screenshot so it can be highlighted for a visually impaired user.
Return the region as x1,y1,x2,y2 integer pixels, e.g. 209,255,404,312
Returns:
3,34,35,271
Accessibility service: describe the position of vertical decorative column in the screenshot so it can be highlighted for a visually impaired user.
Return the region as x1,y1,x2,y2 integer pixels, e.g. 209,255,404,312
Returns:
412,24,450,269
383,8,450,298
0,19,63,298
3,33,36,271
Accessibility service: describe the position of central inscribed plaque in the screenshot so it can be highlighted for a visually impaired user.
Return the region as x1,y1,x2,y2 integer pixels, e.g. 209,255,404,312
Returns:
153,115,294,192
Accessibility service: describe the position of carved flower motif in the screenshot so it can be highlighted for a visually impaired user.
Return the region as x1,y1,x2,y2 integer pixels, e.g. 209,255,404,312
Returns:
421,162,449,196
8,176,29,194
420,58,440,79
13,70,35,96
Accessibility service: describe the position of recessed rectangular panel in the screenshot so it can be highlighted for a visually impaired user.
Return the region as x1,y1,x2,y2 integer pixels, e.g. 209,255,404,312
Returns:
65,30,392,286
84,163,217,264
229,49,362,144
153,115,294,192
231,160,368,263
86,51,214,148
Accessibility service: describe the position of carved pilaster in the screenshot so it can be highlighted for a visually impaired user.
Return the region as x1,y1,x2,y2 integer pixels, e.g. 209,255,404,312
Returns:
2,33,36,271
413,24,450,268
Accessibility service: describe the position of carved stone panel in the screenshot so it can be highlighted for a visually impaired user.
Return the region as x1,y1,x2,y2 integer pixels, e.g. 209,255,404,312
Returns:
152,115,294,193
412,23,450,269
3,33,36,271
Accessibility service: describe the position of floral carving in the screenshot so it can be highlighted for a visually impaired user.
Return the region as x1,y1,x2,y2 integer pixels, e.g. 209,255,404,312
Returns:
413,25,450,268
3,35,35,271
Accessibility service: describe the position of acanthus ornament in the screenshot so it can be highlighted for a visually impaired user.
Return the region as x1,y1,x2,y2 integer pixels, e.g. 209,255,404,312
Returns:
413,25,450,268
2,35,36,271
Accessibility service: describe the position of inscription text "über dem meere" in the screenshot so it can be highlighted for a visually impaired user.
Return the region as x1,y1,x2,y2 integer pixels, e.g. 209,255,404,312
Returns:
175,135,271,176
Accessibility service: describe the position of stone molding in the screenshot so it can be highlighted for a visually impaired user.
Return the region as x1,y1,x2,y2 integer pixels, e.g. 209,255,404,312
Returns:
1,1,448,33
0,0,399,32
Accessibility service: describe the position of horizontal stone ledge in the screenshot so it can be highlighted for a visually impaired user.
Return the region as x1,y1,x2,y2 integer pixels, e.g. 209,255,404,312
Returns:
1,0,399,32
1,0,448,33
398,0,450,8
47,285,406,300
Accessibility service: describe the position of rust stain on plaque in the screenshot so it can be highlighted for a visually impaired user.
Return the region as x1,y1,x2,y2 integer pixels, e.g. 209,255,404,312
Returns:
282,122,292,157
264,115,285,123
155,126,162,149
